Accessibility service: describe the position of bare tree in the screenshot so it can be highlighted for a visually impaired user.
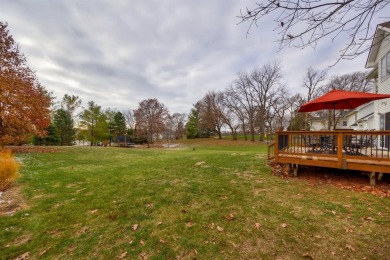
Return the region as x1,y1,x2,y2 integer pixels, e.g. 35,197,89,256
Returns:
270,85,291,131
249,61,284,141
231,72,258,141
198,91,226,139
238,0,390,63
123,109,135,134
224,86,250,140
171,112,187,139
303,67,328,103
133,98,170,144
321,71,371,93
301,67,328,129
286,93,306,130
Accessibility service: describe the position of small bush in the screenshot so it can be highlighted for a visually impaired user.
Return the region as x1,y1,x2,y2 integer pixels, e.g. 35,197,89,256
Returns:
0,149,21,191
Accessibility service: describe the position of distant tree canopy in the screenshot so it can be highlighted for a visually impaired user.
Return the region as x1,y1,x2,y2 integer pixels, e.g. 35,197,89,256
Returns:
53,108,75,146
33,124,60,146
186,104,213,139
78,101,108,146
133,98,170,143
0,21,51,145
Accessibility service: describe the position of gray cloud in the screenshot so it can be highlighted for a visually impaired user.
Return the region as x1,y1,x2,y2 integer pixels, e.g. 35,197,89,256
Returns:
2,0,388,114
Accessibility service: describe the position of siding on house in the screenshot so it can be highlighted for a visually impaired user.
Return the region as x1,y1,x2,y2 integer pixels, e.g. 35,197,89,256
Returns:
377,31,390,116
362,23,390,131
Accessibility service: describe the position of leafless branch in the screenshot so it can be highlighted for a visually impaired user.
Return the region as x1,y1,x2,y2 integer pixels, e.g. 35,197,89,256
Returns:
238,0,390,64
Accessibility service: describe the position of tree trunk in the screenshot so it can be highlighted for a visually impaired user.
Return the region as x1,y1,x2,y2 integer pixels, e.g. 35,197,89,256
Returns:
250,124,255,141
242,123,247,141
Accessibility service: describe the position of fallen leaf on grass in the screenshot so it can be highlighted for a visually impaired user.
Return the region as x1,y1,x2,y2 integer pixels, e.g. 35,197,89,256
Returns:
331,210,336,215
195,161,205,166
225,213,235,221
346,244,355,251
132,224,139,231
281,223,288,228
185,222,194,228
88,209,98,214
362,216,374,221
139,252,147,260
344,227,353,233
77,227,88,235
181,209,188,213
217,226,224,232
254,223,262,229
231,242,238,248
157,221,163,226
209,223,215,229
302,253,313,259
140,240,145,246
159,239,166,244
15,252,30,260
39,248,51,256
117,251,127,259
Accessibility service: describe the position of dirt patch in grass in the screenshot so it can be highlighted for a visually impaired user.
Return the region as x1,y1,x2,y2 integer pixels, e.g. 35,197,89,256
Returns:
0,184,28,216
275,164,390,198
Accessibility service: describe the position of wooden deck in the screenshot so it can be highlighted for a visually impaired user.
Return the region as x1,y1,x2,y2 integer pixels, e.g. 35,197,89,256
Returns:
268,130,390,185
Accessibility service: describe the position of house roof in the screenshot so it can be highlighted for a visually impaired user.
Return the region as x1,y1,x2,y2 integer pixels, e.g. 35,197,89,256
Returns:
365,21,390,68
366,66,378,80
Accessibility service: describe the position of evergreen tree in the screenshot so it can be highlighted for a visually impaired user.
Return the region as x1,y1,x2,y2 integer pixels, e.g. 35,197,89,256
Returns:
104,108,116,146
33,124,60,146
79,101,108,146
53,108,76,145
114,111,127,138
186,107,200,139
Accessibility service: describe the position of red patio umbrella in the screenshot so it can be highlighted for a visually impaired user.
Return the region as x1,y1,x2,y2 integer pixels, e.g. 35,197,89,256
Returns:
298,89,390,129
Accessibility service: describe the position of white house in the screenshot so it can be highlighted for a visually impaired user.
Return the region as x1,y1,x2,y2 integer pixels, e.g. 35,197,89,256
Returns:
342,22,390,131
364,21,390,132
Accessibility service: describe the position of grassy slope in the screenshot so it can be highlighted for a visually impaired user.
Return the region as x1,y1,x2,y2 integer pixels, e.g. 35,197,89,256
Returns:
0,140,389,259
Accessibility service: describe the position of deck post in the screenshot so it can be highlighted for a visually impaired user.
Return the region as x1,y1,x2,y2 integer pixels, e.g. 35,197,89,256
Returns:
337,132,343,168
274,132,279,160
293,164,298,177
378,172,383,181
369,172,376,186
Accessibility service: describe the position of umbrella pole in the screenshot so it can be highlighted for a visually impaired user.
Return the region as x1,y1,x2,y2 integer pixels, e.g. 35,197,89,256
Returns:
333,109,336,130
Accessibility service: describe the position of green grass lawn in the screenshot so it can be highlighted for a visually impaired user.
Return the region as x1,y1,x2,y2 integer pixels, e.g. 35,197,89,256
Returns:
1,140,389,259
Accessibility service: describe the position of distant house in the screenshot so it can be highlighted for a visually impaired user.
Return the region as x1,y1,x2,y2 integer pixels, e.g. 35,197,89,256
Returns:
310,114,349,130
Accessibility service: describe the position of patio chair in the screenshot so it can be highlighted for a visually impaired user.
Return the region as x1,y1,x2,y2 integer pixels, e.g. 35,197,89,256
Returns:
344,135,369,156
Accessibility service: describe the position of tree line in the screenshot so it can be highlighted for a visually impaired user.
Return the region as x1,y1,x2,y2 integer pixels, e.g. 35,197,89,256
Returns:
31,96,188,146
1,21,371,146
186,63,370,141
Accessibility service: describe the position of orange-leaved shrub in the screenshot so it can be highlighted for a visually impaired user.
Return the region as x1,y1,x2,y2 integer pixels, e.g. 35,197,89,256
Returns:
0,149,21,191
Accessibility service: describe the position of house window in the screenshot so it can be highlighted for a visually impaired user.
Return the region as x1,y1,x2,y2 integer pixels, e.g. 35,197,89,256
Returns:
342,120,347,127
381,51,390,81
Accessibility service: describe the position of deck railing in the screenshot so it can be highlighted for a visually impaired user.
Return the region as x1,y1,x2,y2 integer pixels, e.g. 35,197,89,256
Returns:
268,130,390,175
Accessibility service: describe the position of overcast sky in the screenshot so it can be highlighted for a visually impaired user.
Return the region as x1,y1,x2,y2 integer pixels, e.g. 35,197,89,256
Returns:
2,0,390,114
